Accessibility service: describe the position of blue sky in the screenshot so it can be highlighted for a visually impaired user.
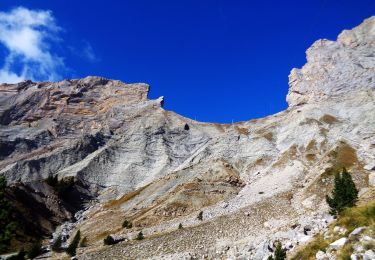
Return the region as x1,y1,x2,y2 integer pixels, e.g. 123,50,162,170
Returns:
0,1,374,123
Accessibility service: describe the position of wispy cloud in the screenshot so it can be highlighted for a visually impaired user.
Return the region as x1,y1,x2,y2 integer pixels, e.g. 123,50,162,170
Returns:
82,41,99,62
0,7,65,83
69,40,100,63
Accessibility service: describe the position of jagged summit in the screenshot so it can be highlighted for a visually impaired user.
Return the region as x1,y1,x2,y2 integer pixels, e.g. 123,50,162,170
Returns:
287,16,375,107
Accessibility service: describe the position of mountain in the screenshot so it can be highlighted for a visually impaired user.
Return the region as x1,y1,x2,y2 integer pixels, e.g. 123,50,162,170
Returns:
0,16,374,260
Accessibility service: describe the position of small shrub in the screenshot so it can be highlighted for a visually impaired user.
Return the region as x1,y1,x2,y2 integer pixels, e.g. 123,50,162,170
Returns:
184,124,189,130
45,175,58,187
122,220,132,229
55,178,75,196
103,235,115,245
66,230,81,256
197,211,203,221
27,241,43,259
51,235,62,252
136,231,144,240
45,176,75,197
268,242,286,260
178,223,183,229
80,236,88,247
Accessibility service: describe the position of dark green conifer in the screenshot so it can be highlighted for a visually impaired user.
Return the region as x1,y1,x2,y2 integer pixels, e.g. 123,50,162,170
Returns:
66,230,81,256
326,168,358,215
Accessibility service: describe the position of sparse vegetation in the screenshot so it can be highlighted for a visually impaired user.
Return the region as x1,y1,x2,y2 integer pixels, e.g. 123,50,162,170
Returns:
104,235,116,245
46,174,58,187
45,176,75,196
267,242,286,260
80,236,88,247
326,168,358,216
27,241,43,259
335,201,375,231
320,114,339,124
292,201,375,259
197,211,203,221
66,230,81,256
136,231,144,240
122,219,132,229
51,235,62,252
0,176,16,253
291,234,329,260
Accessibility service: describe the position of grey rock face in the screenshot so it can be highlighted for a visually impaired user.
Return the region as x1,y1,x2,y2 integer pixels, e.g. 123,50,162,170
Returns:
287,16,375,107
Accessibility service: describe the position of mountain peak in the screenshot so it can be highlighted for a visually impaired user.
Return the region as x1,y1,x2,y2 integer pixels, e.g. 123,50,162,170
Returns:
287,16,375,107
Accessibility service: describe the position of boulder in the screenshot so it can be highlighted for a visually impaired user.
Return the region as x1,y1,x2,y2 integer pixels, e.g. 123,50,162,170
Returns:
369,173,375,186
316,250,327,260
363,250,375,260
329,237,347,250
349,227,366,239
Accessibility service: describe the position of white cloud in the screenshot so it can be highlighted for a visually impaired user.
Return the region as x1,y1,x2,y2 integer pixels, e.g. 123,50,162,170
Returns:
0,7,65,83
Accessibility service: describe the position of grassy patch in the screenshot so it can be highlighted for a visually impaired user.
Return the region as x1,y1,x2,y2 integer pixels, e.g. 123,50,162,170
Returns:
235,126,249,136
335,201,375,232
262,132,274,141
292,201,375,259
291,234,329,260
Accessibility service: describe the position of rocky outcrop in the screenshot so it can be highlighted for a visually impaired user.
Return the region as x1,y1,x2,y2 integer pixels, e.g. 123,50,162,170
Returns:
287,16,375,107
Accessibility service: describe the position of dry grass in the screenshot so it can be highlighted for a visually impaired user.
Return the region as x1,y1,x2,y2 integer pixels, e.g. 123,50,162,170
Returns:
299,118,323,126
104,184,151,209
292,201,375,259
235,126,249,136
335,201,375,232
336,244,353,260
305,154,316,161
262,132,274,141
320,114,339,124
290,234,329,260
306,140,317,151
332,142,358,169
272,145,297,168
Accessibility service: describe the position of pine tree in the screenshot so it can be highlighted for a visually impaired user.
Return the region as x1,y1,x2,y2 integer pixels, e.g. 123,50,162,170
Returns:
51,235,62,251
267,242,286,260
197,211,203,221
178,223,183,229
274,242,287,260
66,230,81,256
122,219,132,229
0,176,16,253
326,168,358,216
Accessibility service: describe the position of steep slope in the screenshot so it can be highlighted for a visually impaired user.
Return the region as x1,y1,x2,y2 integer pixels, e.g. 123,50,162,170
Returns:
0,16,374,259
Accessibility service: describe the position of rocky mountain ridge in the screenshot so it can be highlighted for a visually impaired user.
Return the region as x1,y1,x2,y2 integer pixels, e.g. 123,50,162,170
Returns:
0,16,374,259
